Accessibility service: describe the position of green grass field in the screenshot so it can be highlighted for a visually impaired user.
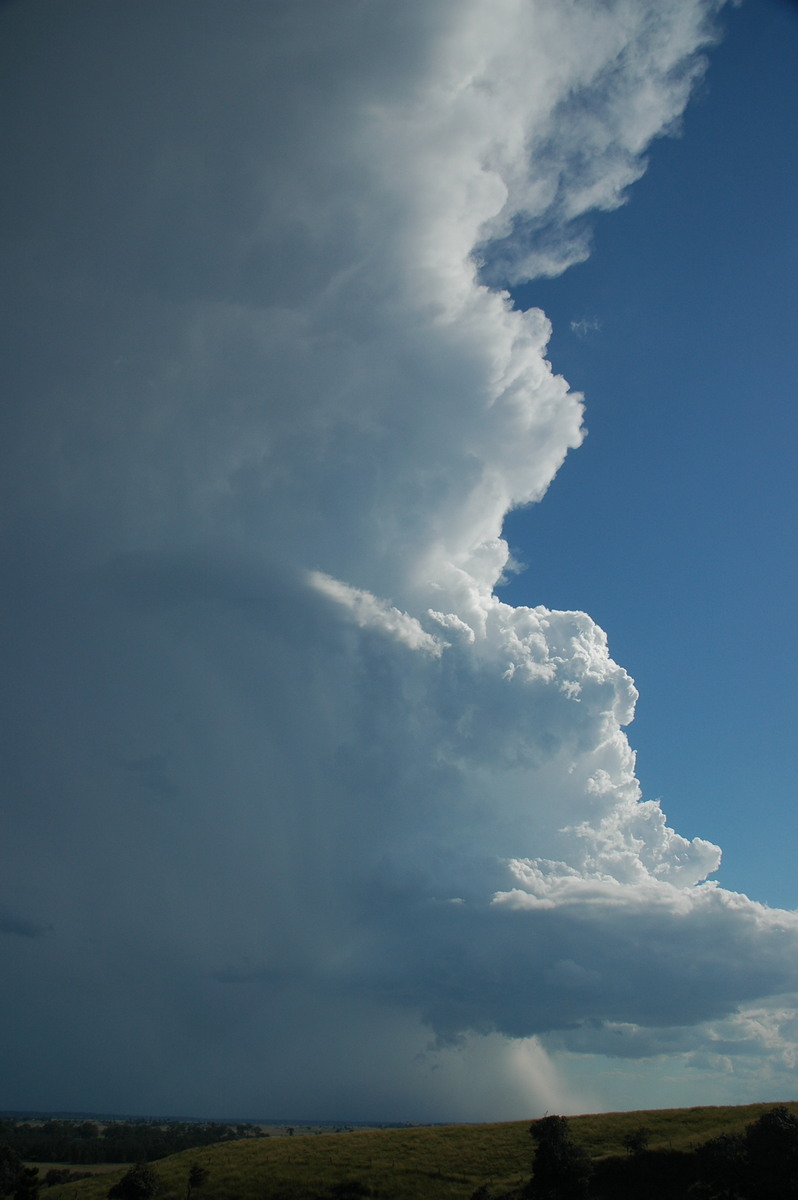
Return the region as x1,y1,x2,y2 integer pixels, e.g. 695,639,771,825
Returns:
42,1101,798,1200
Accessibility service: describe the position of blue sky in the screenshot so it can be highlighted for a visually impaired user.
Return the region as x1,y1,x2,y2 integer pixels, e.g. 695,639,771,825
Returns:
2,0,798,1122
504,0,798,909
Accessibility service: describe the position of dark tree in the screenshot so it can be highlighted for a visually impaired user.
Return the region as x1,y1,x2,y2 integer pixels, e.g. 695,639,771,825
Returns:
695,1132,745,1200
743,1106,798,1200
43,1169,74,1188
13,1167,39,1200
107,1163,159,1200
185,1164,209,1200
621,1126,651,1156
529,1116,592,1200
0,1146,25,1198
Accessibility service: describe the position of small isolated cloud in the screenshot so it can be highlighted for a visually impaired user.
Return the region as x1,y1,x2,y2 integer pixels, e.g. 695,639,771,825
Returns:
570,317,602,338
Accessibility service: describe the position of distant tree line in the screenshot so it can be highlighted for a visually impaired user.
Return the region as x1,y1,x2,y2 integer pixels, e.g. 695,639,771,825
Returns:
0,1117,263,1167
513,1106,798,1200
0,1150,214,1200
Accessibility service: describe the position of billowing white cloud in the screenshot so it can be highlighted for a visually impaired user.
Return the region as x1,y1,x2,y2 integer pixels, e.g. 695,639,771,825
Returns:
4,0,793,1122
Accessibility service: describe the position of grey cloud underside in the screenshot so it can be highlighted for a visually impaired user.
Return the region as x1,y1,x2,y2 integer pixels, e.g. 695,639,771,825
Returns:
2,0,792,1118
5,552,797,1085
0,909,51,939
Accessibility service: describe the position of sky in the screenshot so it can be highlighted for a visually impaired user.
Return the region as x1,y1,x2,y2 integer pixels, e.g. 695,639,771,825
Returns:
503,0,798,913
1,0,797,1123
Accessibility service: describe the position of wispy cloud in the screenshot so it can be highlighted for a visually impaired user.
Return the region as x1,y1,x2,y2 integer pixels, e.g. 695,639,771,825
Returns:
570,316,602,338
309,571,448,656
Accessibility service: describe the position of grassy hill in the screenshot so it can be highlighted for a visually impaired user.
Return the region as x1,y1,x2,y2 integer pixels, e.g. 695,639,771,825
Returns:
43,1101,798,1200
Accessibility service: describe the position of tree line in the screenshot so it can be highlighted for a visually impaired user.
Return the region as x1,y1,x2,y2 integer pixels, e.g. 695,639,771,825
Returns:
0,1118,264,1167
520,1106,798,1200
0,1152,211,1200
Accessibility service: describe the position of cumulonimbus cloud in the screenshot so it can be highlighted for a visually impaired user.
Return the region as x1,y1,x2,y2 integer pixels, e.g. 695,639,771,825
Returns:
5,0,793,1120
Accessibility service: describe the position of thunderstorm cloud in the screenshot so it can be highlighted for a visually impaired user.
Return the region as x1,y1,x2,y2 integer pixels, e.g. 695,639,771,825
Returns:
2,0,796,1119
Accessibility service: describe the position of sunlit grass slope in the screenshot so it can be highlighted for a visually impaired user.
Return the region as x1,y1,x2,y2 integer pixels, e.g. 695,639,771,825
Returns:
45,1101,798,1200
